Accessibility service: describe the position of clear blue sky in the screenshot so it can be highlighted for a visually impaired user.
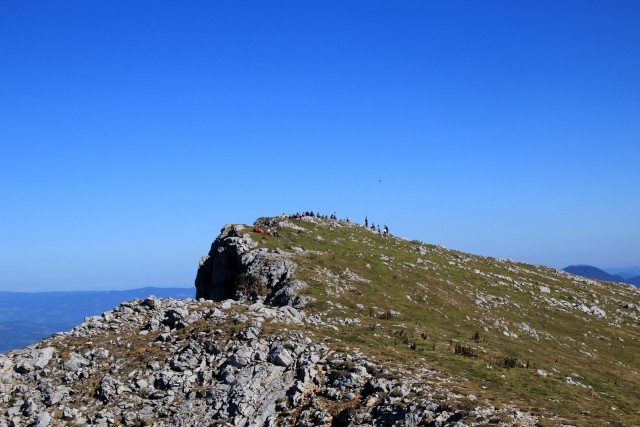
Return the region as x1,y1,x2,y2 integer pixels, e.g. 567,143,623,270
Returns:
1,1,639,291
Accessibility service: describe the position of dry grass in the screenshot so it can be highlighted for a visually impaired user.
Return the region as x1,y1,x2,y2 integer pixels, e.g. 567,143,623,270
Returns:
256,217,640,425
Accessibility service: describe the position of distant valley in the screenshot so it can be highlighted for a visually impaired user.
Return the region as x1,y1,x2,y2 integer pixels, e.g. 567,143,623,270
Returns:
0,287,193,353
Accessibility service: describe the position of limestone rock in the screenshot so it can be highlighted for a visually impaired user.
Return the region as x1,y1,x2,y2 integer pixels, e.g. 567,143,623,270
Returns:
63,353,90,371
195,224,311,309
32,347,55,370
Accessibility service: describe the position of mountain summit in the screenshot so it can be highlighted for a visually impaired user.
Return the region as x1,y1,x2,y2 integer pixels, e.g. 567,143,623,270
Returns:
1,215,639,426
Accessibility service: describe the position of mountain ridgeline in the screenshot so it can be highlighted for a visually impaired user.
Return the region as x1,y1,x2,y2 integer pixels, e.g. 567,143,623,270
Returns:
1,215,639,426
562,264,640,286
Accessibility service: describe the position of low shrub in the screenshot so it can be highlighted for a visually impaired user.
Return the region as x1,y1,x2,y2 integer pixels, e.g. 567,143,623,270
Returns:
454,343,477,357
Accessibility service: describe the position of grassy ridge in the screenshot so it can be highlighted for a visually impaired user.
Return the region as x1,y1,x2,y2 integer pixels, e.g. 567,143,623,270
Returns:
253,217,640,426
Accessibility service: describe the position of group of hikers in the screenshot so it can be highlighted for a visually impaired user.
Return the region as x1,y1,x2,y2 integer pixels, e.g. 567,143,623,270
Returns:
285,211,338,220
251,211,390,238
364,216,389,236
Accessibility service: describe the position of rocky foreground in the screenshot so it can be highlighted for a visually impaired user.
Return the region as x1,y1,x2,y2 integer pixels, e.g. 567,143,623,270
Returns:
0,295,541,427
1,217,639,426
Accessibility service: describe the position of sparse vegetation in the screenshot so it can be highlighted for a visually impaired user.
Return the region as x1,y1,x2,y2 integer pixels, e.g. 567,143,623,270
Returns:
260,215,640,425
496,356,519,369
454,342,477,358
235,273,264,302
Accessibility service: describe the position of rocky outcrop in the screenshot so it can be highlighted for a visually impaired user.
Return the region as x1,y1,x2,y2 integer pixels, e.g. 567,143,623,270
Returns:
2,216,565,426
195,224,256,301
195,223,314,308
0,296,537,426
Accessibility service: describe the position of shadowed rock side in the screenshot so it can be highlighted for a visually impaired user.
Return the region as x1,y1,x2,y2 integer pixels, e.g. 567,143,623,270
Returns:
195,224,253,301
195,224,314,309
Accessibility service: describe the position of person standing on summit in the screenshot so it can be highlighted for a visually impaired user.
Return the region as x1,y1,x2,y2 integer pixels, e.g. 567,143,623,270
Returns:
365,216,368,228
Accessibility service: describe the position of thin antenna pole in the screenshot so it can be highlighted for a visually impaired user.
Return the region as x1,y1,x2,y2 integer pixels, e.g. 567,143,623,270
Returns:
366,185,370,217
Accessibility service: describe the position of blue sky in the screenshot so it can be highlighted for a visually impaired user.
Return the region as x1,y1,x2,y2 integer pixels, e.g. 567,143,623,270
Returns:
1,1,639,291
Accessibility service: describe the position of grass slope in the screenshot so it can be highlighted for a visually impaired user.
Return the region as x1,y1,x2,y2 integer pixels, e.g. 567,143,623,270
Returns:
253,216,640,426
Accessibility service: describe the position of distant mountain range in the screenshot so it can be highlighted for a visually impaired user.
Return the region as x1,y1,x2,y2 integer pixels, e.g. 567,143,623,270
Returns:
0,287,194,353
605,266,640,280
562,265,640,287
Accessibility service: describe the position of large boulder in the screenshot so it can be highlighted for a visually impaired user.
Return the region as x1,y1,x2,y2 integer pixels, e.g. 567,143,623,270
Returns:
195,224,257,300
195,221,313,309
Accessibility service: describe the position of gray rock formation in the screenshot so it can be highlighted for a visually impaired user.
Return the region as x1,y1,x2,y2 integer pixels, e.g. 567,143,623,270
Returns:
195,224,257,300
0,217,546,426
0,296,534,426
195,223,314,308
